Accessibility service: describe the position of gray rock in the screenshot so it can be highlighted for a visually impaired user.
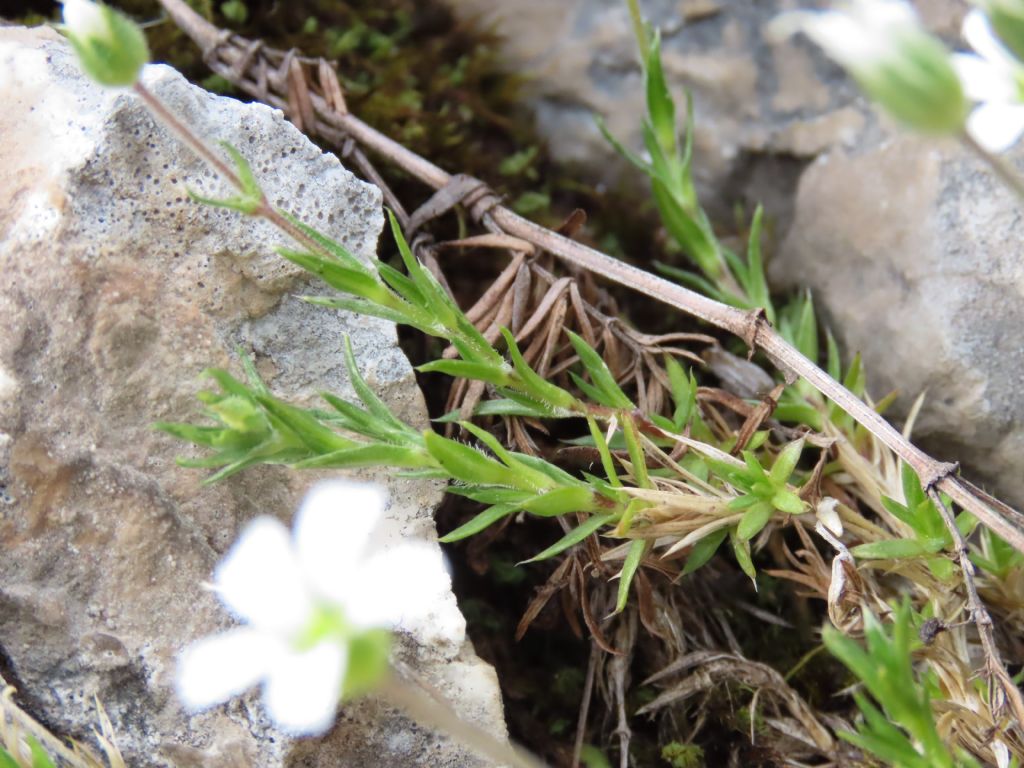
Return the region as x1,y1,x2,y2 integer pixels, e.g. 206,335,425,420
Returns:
443,0,962,222
773,132,1024,510
0,26,505,767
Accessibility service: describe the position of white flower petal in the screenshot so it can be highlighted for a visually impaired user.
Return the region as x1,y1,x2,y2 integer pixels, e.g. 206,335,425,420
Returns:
952,53,1018,102
802,13,888,70
61,0,107,39
176,628,278,711
294,481,388,604
214,516,313,634
963,9,1015,68
262,641,347,736
345,543,450,629
968,101,1024,152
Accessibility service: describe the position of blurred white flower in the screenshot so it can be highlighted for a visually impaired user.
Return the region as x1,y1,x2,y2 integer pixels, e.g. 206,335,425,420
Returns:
176,480,450,736
60,0,149,87
62,0,106,37
772,0,967,134
953,9,1024,152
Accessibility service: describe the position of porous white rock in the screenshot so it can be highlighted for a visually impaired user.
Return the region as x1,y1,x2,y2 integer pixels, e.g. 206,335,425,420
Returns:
0,25,504,767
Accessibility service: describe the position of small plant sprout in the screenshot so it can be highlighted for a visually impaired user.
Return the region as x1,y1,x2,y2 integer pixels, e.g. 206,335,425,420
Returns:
953,9,1024,152
59,0,149,87
176,480,450,735
772,0,967,135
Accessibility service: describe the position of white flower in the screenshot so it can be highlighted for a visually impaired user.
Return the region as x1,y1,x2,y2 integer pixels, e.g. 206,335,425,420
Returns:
176,480,451,736
60,0,149,87
771,0,967,134
953,9,1024,152
62,0,106,38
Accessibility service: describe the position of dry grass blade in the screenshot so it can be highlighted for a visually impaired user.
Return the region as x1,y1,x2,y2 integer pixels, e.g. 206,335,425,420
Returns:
0,681,124,768
637,652,834,754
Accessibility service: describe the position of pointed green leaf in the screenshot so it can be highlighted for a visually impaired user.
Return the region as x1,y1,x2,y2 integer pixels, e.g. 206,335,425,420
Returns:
500,328,578,410
522,486,597,517
566,330,633,409
615,539,647,614
423,431,515,486
440,504,518,542
681,526,729,576
417,359,511,386
293,443,431,470
769,438,804,485
772,488,805,515
730,528,757,584
851,538,944,560
521,512,618,563
737,500,774,541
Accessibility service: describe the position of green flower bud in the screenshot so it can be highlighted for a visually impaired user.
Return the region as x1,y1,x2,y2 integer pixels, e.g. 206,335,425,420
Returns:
975,0,1024,62
61,0,149,87
773,0,968,135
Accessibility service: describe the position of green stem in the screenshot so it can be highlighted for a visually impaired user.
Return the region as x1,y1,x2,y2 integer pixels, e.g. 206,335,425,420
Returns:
133,81,335,259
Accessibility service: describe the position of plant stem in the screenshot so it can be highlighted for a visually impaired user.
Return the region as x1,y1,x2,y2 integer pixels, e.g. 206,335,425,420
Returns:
133,81,345,263
133,82,241,188
379,671,548,768
961,131,1024,201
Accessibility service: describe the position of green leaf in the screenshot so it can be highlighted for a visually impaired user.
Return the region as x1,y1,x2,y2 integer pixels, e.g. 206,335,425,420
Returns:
440,504,517,542
27,738,57,768
769,438,804,485
566,331,633,409
0,747,18,768
303,294,427,331
901,462,927,512
458,421,557,492
521,512,618,563
187,143,263,214
278,248,387,302
615,539,647,614
293,443,431,470
343,336,411,429
744,206,773,324
737,500,774,541
446,487,533,505
255,394,353,454
644,30,676,155
730,528,757,584
473,398,556,419
423,431,515,487
586,416,622,487
851,537,946,560
500,328,578,411
771,489,805,515
595,114,651,174
417,359,511,386
521,486,597,517
681,526,728,576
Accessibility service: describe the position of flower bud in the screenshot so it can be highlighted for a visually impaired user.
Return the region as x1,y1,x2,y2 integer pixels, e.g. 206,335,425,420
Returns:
974,0,1024,63
60,0,149,87
773,0,968,135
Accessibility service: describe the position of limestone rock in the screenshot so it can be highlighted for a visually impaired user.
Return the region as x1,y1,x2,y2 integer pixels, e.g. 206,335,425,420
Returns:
444,0,963,222
0,26,504,766
772,133,1024,510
